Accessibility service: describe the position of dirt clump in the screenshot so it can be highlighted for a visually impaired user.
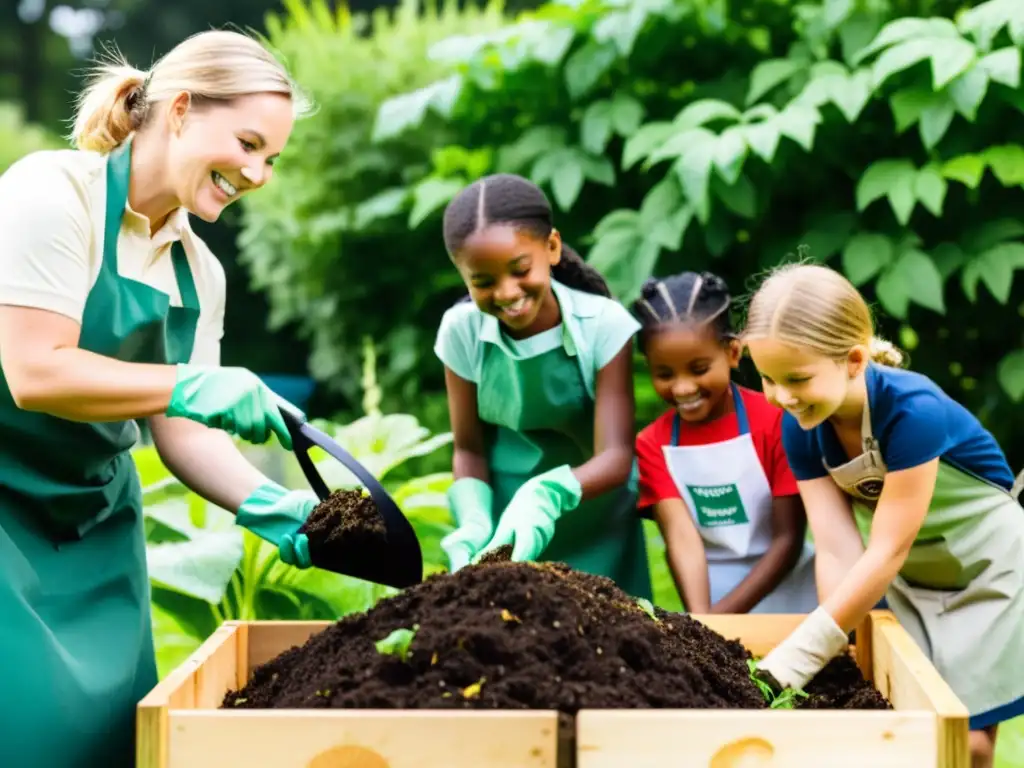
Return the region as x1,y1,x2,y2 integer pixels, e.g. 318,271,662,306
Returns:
222,560,889,713
798,654,890,709
297,488,387,572
476,544,513,564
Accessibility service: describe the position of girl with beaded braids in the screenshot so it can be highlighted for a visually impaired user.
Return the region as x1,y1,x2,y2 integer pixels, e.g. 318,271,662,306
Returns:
632,271,817,614
433,173,652,600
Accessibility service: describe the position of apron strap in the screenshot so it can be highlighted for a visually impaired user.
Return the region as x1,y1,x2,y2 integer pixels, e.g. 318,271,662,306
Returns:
103,141,132,271
671,382,748,445
171,241,200,311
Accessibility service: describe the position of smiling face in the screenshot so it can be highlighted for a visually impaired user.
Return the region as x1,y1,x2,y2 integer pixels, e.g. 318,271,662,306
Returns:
453,223,561,336
644,322,740,423
164,92,294,222
745,337,868,429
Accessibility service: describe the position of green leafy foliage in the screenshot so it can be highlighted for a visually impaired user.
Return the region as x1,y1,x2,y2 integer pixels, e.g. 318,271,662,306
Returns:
236,0,509,409
0,102,63,174
359,0,1023,465
746,659,810,709
375,625,420,662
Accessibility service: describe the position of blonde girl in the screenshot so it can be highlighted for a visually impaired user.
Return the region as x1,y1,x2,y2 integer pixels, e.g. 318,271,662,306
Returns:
744,263,1024,768
0,31,323,767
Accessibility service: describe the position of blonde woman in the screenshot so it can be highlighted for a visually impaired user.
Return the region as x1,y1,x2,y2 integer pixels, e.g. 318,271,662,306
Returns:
0,31,324,766
743,263,1024,768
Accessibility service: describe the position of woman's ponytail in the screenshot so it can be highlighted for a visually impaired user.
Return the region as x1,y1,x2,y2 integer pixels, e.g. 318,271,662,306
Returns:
70,61,149,154
868,335,906,368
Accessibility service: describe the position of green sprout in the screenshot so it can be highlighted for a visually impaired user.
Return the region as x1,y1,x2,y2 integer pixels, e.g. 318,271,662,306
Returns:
374,624,419,663
635,597,659,621
746,659,809,709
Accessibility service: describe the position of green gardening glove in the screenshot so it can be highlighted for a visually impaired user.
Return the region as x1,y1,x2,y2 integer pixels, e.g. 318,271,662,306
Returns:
237,482,319,568
475,465,582,562
166,364,294,448
440,478,494,572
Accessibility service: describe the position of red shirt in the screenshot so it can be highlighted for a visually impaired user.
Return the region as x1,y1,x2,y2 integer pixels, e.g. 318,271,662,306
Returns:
636,386,799,510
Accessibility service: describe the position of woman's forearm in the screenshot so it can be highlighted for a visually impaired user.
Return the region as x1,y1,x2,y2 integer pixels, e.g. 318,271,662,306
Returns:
9,347,177,421
572,445,633,501
453,447,490,484
822,543,908,630
150,415,268,512
712,534,803,614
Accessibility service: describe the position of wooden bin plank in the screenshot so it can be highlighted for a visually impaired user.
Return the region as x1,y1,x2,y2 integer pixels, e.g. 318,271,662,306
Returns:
246,620,331,676
872,612,970,768
136,624,239,768
577,710,937,768
167,710,560,768
691,614,804,657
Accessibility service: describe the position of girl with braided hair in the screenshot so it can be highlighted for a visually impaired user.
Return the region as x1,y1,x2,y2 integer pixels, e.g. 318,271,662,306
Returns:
433,173,652,600
632,271,817,614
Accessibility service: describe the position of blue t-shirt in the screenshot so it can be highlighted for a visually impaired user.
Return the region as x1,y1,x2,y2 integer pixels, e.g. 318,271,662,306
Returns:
782,364,1014,490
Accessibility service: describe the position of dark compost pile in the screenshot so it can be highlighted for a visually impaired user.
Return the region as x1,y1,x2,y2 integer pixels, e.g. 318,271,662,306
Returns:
222,560,889,713
297,488,387,572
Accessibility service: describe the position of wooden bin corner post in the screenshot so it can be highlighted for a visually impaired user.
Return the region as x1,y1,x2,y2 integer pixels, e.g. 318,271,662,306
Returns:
869,610,971,768
136,623,244,768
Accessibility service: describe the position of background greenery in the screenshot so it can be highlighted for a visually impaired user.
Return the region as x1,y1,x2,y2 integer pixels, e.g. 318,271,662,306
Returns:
2,0,1022,764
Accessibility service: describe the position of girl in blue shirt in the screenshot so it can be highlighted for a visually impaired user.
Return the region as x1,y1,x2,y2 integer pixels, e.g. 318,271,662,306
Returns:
743,263,1024,768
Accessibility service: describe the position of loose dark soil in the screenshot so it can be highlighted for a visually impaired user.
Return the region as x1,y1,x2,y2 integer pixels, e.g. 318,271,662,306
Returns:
477,543,513,564
297,488,387,572
222,560,890,713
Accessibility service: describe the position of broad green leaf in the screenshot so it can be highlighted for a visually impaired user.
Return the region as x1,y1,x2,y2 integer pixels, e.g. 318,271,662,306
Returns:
409,177,465,228
774,105,821,151
551,157,585,210
962,243,1024,303
871,38,975,91
712,174,757,219
672,99,742,132
958,0,1024,51
586,228,643,295
610,94,645,136
984,144,1024,186
855,17,961,64
902,249,946,313
931,39,978,90
638,176,682,229
942,154,987,188
997,350,1024,402
842,233,894,286
746,58,802,105
649,207,693,251
800,211,858,262
618,238,663,304
497,126,568,174
962,218,1024,253
581,101,613,154
592,6,650,57
353,188,408,230
673,147,715,224
593,209,641,240
978,47,1022,88
839,10,884,66
712,127,748,185
889,88,935,133
564,40,618,100
621,122,674,170
646,127,716,167
147,531,245,604
372,76,462,142
831,69,874,122
914,165,948,216
930,242,966,280
856,159,917,222
919,99,955,150
875,265,910,318
948,67,990,120
580,153,616,186
742,119,781,163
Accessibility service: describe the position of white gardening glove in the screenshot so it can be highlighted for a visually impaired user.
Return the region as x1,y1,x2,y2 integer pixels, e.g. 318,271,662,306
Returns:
754,607,849,692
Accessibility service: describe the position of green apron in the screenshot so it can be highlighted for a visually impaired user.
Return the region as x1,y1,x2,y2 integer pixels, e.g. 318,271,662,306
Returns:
0,140,200,767
478,306,652,600
828,395,1024,729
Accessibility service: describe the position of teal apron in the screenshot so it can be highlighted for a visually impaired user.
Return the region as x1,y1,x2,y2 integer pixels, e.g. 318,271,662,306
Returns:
827,392,1024,729
477,309,652,600
0,140,200,767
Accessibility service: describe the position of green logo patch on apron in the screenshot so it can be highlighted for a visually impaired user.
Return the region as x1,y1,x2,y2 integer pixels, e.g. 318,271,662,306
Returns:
687,483,749,527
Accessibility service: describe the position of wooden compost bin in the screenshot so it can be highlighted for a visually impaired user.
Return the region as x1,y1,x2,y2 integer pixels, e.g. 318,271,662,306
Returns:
137,610,969,768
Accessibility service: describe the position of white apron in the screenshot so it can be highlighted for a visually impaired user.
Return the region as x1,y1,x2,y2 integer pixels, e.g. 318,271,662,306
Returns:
826,397,1024,728
662,384,818,614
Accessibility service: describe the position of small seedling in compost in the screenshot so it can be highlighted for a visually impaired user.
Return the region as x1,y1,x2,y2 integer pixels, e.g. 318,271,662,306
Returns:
375,624,419,662
746,659,809,709
635,597,659,622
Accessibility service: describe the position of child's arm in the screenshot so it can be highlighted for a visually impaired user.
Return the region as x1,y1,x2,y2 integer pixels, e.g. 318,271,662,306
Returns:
572,344,636,501
710,494,806,613
798,477,864,600
653,499,711,613
444,366,489,484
